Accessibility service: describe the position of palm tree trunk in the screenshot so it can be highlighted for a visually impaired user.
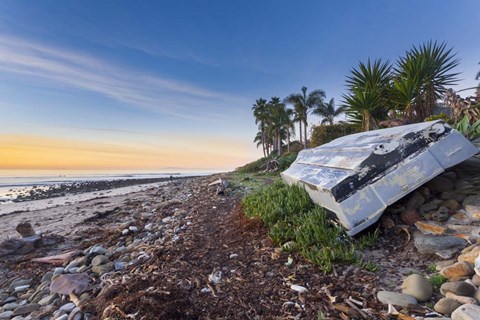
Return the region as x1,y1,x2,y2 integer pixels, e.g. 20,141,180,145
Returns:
298,121,303,147
303,119,308,148
277,129,282,155
287,130,290,152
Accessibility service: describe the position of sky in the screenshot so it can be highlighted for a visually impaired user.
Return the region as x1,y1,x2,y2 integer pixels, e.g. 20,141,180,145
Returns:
0,0,479,172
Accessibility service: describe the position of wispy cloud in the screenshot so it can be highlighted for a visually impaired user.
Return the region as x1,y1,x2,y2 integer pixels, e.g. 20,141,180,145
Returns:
0,35,242,120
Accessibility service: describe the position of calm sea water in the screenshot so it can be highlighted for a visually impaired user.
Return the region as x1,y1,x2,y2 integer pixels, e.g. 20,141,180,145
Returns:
0,170,213,202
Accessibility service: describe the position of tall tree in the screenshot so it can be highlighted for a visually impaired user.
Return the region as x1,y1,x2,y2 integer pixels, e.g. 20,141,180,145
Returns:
267,97,288,155
283,108,295,152
285,86,325,148
343,59,392,131
252,98,268,157
312,98,346,125
393,41,459,121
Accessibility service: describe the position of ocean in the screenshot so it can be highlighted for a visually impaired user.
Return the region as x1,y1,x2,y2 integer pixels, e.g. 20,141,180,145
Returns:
0,170,213,203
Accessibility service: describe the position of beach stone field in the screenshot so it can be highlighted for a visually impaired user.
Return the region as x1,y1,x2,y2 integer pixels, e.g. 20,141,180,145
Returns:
1,169,480,319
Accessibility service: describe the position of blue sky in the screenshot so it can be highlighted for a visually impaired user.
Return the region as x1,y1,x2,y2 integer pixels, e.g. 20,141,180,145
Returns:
0,0,479,171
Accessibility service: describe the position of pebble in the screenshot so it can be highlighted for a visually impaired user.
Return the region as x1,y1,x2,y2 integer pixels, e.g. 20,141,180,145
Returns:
377,291,417,307
91,255,109,266
427,176,454,193
440,281,476,297
92,262,114,275
441,262,475,279
400,209,420,226
144,223,154,231
0,311,14,320
401,274,432,302
441,192,467,203
129,226,138,233
12,303,40,316
38,294,57,306
3,302,21,311
89,245,108,255
64,261,79,273
41,272,53,283
442,200,462,210
451,303,480,320
13,286,30,294
54,315,68,320
59,303,76,312
459,246,480,264
54,268,65,275
445,292,476,305
434,297,462,316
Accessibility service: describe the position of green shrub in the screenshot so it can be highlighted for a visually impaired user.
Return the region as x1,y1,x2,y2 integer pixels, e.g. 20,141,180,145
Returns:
277,152,298,170
455,114,480,140
242,181,376,273
310,123,361,148
424,113,453,124
235,157,270,173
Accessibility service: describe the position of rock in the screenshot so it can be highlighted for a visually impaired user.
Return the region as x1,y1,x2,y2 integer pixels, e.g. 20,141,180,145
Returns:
15,222,36,238
437,259,457,271
463,195,480,222
91,255,109,267
0,311,14,320
92,262,114,275
53,268,65,275
441,262,475,279
441,192,467,203
12,303,40,316
473,274,480,287
13,285,30,294
67,307,83,320
50,274,90,295
400,209,420,226
449,210,474,224
38,294,57,306
427,176,455,193
432,206,450,222
54,315,68,320
64,261,79,273
474,287,480,303
459,246,480,264
414,232,467,259
144,223,154,231
442,200,462,211
420,201,441,214
442,171,458,182
440,281,476,297
401,274,432,302
88,245,107,256
128,226,138,233
377,291,417,307
434,297,462,316
3,302,21,311
59,303,76,312
406,191,426,209
451,303,480,320
41,272,53,283
445,292,477,305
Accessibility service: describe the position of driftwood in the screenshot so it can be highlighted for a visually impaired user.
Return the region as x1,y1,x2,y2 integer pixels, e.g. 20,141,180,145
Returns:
32,250,80,265
208,178,229,195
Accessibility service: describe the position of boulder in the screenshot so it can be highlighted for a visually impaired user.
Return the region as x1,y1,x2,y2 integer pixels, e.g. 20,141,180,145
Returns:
451,303,480,320
401,274,432,302
441,262,475,279
434,298,462,316
440,281,476,297
377,291,417,307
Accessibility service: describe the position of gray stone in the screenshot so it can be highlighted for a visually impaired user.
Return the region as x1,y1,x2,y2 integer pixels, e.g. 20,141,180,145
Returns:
432,206,450,222
15,223,36,238
88,245,107,255
452,303,480,320
50,274,90,295
2,302,20,311
59,303,76,312
92,262,114,275
91,255,109,266
427,176,455,193
442,192,467,203
41,272,53,283
38,294,57,306
64,261,79,273
414,232,467,258
54,315,68,320
12,286,29,294
406,191,426,209
401,274,433,302
420,201,441,214
434,297,462,316
67,307,83,320
12,303,40,316
53,268,65,275
8,280,30,293
68,267,79,274
441,281,476,297
377,291,417,307
473,274,480,287
144,223,154,231
0,311,14,320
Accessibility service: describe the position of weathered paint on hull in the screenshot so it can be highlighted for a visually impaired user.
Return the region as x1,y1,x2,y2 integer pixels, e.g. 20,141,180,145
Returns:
281,121,478,235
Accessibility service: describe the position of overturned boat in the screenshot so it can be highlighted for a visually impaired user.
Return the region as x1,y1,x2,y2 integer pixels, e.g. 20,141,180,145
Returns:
281,121,478,236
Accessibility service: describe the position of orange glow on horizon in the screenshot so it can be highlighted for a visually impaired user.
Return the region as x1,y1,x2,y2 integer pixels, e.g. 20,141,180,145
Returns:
0,134,254,171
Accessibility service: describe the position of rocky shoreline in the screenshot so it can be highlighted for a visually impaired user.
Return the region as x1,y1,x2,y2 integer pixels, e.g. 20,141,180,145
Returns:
9,176,188,203
2,169,480,319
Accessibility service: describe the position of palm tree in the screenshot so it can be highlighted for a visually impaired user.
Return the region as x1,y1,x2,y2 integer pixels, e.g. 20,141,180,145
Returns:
283,108,295,152
267,97,288,155
394,41,459,121
285,86,326,149
312,98,346,125
343,59,392,131
252,98,268,157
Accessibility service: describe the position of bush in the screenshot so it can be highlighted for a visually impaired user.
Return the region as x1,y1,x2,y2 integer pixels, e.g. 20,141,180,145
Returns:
235,157,270,173
310,123,361,148
242,181,377,273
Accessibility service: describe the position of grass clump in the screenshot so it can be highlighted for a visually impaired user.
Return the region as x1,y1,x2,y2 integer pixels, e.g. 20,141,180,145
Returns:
242,181,376,273
429,274,447,290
